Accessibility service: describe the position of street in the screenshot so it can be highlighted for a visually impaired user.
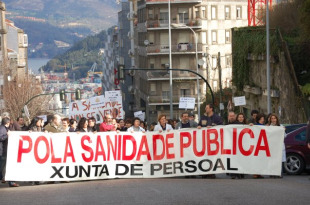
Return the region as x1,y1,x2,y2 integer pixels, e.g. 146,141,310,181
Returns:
0,174,309,205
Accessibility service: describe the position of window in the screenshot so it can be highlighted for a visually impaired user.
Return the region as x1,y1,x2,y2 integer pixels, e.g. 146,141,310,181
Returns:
160,8,168,24
212,56,217,69
148,32,155,45
295,130,306,142
179,57,189,74
195,7,199,18
211,6,217,20
150,83,156,93
202,7,206,19
180,89,191,97
162,82,170,102
149,58,155,69
226,55,232,67
178,8,189,24
225,6,231,19
148,8,154,19
236,6,242,19
225,30,231,43
211,30,217,44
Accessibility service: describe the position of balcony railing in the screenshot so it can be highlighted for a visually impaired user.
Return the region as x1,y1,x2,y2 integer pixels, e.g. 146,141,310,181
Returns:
146,0,202,4
148,95,199,104
146,19,202,28
146,71,198,79
147,43,204,54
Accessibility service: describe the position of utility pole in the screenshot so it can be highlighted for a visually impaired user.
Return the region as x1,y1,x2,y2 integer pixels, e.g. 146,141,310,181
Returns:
218,52,223,116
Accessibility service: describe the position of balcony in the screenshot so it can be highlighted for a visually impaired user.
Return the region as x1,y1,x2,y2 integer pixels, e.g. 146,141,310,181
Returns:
148,95,199,105
147,43,204,55
146,0,202,4
146,71,199,80
146,19,202,30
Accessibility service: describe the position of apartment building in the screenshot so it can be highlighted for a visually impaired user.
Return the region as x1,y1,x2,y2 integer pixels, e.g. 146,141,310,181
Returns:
118,1,135,118
102,26,119,93
129,0,248,123
0,1,28,114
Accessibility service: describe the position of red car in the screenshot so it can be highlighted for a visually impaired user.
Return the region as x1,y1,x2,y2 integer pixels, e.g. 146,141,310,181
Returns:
284,126,310,175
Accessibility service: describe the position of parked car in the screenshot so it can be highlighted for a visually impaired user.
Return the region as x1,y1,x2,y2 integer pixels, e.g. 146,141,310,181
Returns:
284,126,310,175
285,124,307,134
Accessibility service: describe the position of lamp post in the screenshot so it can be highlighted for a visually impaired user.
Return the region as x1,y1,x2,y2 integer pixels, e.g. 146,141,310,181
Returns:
168,0,173,119
171,23,200,119
266,0,271,113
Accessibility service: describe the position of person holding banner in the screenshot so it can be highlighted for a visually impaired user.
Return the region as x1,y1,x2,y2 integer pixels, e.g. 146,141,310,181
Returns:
267,114,286,178
76,117,90,132
44,114,63,133
88,117,98,132
175,112,198,129
28,117,44,132
197,104,223,179
128,118,145,133
99,114,116,132
117,119,127,131
0,117,19,187
154,115,173,132
197,104,223,128
69,119,77,132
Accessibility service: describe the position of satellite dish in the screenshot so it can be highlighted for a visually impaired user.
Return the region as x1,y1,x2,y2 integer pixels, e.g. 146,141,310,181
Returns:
198,59,205,66
144,40,149,46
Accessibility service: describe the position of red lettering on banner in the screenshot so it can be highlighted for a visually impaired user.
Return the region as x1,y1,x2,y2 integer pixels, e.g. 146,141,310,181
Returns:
17,135,32,162
254,129,271,157
71,102,79,111
238,128,255,156
137,135,151,160
34,136,50,164
95,135,106,161
207,129,219,155
153,134,165,160
233,128,237,155
193,130,206,157
122,135,137,160
86,112,96,119
81,135,94,162
220,128,231,155
180,132,191,158
106,135,117,160
82,101,91,111
50,138,61,163
117,134,122,160
63,136,75,163
165,133,175,159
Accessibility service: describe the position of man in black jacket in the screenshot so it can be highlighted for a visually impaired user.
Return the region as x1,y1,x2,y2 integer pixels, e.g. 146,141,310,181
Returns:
0,117,19,187
198,104,223,128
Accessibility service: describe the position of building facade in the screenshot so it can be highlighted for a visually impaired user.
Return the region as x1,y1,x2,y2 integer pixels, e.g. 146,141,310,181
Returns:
129,0,248,123
0,1,28,114
118,1,135,118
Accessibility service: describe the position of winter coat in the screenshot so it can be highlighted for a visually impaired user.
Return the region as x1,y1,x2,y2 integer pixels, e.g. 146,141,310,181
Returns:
0,125,9,156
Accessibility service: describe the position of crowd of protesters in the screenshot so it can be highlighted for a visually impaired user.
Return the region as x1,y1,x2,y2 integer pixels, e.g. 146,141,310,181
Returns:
1,103,308,187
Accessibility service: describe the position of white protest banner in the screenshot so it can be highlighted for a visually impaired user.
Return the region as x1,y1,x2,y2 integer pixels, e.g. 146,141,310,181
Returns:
105,90,123,119
6,125,284,181
179,97,195,109
69,92,123,122
134,111,145,121
233,96,246,106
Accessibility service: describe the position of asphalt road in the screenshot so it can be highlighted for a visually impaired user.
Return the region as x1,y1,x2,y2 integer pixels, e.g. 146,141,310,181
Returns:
0,174,309,205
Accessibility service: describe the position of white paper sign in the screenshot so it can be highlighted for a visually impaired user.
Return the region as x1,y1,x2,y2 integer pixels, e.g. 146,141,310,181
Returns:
233,96,246,106
134,111,145,121
179,97,195,109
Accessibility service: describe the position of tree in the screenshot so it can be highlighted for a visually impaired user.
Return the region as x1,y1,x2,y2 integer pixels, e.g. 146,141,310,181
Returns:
3,77,51,121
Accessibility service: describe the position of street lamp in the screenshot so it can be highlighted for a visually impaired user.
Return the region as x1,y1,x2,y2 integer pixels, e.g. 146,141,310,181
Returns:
171,23,201,119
